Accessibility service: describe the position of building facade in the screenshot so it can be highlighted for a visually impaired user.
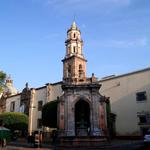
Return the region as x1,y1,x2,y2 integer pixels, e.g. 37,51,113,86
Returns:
5,82,62,133
0,22,150,138
99,68,150,136
57,22,107,138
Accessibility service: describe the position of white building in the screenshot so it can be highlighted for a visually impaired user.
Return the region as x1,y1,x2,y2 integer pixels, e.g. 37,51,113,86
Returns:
5,82,62,133
99,68,150,136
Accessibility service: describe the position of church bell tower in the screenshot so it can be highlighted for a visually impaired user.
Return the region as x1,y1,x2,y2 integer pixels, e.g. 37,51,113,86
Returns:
62,21,87,83
57,22,107,143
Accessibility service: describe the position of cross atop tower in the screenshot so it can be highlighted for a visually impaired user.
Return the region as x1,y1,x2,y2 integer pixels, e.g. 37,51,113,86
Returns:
62,22,87,84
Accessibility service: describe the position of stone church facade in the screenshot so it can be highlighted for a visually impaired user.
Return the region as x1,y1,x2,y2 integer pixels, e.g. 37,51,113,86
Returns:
57,22,107,137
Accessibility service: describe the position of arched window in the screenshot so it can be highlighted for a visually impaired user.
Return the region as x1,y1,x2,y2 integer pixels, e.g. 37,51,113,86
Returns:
75,100,90,136
73,46,76,53
79,64,82,70
67,64,71,77
74,33,76,38
79,64,83,78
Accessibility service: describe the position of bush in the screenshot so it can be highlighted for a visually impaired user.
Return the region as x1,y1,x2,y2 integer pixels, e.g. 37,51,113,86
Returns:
42,100,58,128
0,112,28,131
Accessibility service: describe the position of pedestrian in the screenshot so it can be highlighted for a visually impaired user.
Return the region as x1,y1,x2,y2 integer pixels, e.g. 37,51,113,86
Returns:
51,130,56,144
39,131,43,148
34,131,40,148
2,138,6,148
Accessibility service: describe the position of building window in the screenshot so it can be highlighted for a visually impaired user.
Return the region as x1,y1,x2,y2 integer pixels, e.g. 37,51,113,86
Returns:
79,64,82,70
67,64,71,77
37,118,42,128
137,112,150,126
73,46,76,53
74,33,76,38
79,64,83,78
139,116,147,123
10,101,15,112
38,101,43,111
136,91,147,102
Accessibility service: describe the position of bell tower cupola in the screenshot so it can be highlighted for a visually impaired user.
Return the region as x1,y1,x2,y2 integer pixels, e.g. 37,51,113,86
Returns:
65,21,83,58
62,21,87,83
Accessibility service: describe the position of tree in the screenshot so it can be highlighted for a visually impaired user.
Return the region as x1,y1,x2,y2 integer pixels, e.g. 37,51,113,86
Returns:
0,112,28,131
42,100,58,128
106,99,116,138
0,71,6,94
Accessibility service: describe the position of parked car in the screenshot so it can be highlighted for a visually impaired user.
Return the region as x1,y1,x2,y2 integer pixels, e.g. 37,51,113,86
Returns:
144,130,150,146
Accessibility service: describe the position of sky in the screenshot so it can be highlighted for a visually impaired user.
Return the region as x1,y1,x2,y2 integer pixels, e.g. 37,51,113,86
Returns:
0,0,150,92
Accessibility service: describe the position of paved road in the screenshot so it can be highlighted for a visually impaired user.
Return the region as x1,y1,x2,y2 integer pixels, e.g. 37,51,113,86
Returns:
3,145,52,150
3,140,150,150
4,145,149,150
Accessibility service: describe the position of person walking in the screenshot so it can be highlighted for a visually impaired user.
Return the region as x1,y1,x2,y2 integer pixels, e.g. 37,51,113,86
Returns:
39,131,43,148
1,138,6,148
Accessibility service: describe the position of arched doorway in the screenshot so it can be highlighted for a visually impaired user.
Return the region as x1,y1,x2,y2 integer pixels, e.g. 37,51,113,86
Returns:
75,100,90,136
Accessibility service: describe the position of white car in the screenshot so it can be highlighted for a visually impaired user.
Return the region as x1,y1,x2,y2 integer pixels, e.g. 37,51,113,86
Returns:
144,130,150,145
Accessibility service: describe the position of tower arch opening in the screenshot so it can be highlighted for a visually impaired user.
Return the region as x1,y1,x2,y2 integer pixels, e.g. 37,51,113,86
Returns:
75,99,90,136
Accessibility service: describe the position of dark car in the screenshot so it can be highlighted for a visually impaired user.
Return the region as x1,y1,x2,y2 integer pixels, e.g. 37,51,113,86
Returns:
144,130,150,146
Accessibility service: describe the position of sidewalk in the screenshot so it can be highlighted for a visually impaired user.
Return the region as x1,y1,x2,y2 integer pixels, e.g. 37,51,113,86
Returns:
7,139,143,149
110,139,143,148
8,139,53,149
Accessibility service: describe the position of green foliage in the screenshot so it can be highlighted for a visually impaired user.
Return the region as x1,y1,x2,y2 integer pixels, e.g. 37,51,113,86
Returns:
106,100,116,137
106,101,116,126
42,100,58,128
0,71,6,93
0,112,28,131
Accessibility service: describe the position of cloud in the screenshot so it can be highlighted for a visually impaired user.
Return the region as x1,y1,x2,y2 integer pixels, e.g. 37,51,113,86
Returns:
108,37,149,48
103,0,132,5
45,0,132,11
90,37,149,48
46,0,132,5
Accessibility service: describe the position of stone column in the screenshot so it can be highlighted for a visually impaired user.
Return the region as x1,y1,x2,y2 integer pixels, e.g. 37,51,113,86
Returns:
99,102,107,136
28,88,35,136
90,88,102,136
57,96,65,136
66,97,75,136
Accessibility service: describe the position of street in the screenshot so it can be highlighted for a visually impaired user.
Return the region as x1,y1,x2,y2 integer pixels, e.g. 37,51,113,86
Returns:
4,141,150,150
2,145,51,150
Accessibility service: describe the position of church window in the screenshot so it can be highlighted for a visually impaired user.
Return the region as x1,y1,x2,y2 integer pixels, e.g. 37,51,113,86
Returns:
38,101,43,111
74,33,76,38
79,64,82,70
67,64,71,77
136,91,147,102
79,64,83,78
10,101,15,112
73,46,76,53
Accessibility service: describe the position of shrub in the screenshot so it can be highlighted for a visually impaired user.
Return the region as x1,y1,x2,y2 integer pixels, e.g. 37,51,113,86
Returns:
42,100,58,128
0,112,28,131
